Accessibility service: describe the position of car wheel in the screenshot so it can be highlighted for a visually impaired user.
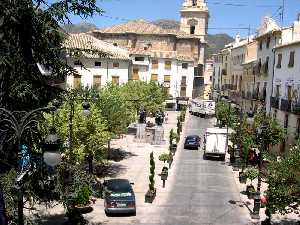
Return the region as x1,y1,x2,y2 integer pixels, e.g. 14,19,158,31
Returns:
132,210,136,216
105,210,110,217
203,153,206,160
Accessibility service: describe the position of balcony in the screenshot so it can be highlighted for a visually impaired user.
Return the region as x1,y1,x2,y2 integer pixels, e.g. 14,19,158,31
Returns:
280,99,292,112
292,102,300,115
270,97,279,109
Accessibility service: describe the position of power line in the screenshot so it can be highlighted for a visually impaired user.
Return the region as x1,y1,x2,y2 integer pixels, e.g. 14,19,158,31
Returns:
207,1,280,8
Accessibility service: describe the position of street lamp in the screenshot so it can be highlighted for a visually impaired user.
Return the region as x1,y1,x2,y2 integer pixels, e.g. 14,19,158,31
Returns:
251,124,267,220
0,100,61,225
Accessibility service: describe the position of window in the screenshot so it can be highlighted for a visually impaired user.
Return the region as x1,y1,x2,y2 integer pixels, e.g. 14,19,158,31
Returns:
181,76,187,86
288,51,295,68
93,75,101,89
276,53,282,69
73,74,81,89
113,43,118,46
135,57,144,62
132,68,139,80
266,37,271,49
95,61,101,67
259,41,263,50
164,75,171,82
264,57,269,73
112,76,119,85
165,61,172,70
152,59,158,69
258,58,262,73
296,118,300,138
74,60,83,66
113,62,119,68
182,63,188,69
192,0,197,6
151,74,158,81
190,26,195,35
275,85,280,97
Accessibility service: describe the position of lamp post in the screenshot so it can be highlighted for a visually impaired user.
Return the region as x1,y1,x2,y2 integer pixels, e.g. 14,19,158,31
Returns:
0,100,61,225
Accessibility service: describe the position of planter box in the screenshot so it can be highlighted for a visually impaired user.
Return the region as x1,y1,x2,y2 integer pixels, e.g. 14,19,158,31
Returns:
145,189,156,203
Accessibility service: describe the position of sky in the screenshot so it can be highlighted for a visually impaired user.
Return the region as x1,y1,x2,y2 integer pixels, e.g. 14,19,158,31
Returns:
69,0,300,37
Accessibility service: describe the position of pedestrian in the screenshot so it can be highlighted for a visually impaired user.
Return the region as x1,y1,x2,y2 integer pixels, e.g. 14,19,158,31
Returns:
165,112,168,124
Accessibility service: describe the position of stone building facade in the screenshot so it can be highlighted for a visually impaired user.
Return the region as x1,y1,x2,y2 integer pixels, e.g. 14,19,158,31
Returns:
90,0,209,99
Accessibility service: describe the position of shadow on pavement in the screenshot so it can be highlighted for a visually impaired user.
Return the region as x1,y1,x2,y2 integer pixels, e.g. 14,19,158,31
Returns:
95,163,127,178
35,214,67,225
265,219,300,225
107,148,137,162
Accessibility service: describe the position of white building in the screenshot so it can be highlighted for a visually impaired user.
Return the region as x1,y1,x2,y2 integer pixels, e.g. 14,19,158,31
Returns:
255,17,282,112
212,53,223,100
203,59,213,99
270,14,300,152
64,33,130,88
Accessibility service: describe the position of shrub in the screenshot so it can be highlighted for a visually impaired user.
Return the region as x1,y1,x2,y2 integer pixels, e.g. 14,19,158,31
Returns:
149,152,155,191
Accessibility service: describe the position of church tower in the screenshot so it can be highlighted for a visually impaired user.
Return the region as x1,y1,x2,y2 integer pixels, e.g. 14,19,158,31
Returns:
180,0,209,40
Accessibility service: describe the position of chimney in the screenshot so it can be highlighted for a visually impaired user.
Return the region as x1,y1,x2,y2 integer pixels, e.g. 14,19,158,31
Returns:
298,13,300,21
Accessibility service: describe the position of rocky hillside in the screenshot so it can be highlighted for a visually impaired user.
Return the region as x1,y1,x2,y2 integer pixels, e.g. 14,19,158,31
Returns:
62,22,97,33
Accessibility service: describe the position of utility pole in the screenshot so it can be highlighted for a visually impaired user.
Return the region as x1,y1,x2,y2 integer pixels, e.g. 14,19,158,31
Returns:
247,25,251,43
281,0,285,27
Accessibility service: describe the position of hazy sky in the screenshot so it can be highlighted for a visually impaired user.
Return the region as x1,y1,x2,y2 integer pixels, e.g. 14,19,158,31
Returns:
69,0,300,37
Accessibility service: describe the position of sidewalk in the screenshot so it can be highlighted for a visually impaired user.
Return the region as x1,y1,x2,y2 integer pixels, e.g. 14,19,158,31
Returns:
231,164,300,224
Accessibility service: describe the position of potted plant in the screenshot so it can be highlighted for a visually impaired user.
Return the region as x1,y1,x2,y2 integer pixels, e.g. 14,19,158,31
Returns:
159,153,170,165
245,167,259,199
145,152,156,203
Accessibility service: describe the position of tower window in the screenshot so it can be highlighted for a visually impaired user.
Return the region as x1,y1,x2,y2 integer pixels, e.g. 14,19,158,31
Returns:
192,0,197,6
190,26,195,35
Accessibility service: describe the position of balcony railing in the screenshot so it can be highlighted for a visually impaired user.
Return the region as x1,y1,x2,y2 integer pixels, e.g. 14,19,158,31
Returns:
270,96,279,109
280,99,292,112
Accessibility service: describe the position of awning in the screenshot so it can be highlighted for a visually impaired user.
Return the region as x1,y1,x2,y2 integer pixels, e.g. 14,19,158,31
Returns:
178,100,188,105
165,99,176,104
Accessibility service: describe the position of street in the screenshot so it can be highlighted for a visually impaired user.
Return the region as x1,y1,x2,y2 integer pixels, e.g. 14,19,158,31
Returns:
82,113,251,225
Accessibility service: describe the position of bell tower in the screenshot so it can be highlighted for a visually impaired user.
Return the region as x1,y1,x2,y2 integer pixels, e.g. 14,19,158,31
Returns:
180,0,209,40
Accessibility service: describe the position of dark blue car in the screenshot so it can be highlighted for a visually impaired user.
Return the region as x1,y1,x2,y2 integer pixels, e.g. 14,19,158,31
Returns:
184,135,200,150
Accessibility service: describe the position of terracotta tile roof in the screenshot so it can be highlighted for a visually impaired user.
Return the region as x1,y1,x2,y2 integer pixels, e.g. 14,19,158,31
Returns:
92,19,199,39
64,33,129,60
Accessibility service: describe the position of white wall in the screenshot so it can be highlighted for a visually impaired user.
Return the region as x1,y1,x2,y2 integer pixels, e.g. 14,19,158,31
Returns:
66,57,129,88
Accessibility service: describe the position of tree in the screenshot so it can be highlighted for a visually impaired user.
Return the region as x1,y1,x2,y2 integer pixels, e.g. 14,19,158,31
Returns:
266,143,300,216
215,101,237,127
41,90,110,163
0,0,103,111
97,84,136,151
121,81,167,114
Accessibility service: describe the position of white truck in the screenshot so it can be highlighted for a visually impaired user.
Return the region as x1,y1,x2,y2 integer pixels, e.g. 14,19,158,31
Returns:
203,128,228,161
189,99,215,118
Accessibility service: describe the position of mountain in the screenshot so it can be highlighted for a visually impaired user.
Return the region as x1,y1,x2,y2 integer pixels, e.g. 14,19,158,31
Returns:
61,22,98,33
152,19,234,58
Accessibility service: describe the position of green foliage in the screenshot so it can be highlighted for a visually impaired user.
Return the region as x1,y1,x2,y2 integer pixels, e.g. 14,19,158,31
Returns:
245,167,259,184
55,163,94,208
159,153,170,164
97,84,136,137
149,152,155,191
0,170,17,221
41,90,110,163
254,112,286,148
177,117,182,134
121,81,167,114
215,101,237,127
0,0,103,111
266,144,300,215
169,129,178,145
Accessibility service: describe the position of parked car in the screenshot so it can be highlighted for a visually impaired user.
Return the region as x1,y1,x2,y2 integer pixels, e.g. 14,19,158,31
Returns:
103,179,136,216
184,135,200,150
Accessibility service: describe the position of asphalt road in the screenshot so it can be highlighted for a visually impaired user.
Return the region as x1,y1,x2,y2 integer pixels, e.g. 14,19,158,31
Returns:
154,114,251,225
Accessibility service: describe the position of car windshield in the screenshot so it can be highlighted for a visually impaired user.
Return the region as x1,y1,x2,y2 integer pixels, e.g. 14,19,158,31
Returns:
106,180,132,196
187,137,197,141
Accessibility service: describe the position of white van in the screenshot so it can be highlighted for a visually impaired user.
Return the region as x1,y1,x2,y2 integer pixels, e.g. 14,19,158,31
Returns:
203,128,228,161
